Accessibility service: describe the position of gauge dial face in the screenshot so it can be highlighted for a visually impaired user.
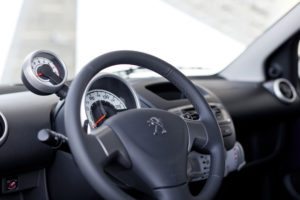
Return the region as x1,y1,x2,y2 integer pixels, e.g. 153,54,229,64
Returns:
31,57,60,82
22,50,68,95
85,89,127,128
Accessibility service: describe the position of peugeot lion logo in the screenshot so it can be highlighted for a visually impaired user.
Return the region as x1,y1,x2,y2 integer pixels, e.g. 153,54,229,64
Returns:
147,117,167,135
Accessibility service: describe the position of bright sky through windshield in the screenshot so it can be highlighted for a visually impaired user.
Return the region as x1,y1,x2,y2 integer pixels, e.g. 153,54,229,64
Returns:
0,0,298,83
76,0,244,75
0,0,244,81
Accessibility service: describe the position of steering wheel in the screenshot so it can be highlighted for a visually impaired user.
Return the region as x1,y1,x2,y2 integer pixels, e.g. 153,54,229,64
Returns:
64,51,225,200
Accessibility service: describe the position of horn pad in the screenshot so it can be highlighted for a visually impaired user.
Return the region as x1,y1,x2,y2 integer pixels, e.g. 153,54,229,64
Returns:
103,108,189,188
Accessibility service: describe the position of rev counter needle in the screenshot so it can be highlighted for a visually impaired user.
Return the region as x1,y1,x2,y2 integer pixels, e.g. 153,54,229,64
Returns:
38,65,62,84
92,115,106,128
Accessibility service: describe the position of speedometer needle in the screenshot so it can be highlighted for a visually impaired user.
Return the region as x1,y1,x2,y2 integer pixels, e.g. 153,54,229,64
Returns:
36,73,43,77
92,115,106,128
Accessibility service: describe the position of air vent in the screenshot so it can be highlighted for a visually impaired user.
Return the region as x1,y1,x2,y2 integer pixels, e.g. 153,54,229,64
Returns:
169,104,235,141
264,78,297,104
279,82,293,99
210,105,224,121
180,104,225,122
0,112,8,146
182,108,199,120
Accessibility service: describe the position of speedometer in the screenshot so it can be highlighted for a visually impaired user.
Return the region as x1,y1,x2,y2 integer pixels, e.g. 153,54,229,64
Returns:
85,89,127,128
82,73,140,130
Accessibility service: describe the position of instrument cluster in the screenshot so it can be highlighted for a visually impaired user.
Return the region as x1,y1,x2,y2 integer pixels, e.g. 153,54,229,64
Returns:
83,73,140,129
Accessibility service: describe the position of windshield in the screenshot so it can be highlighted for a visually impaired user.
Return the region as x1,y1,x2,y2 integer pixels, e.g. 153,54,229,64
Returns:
0,0,298,84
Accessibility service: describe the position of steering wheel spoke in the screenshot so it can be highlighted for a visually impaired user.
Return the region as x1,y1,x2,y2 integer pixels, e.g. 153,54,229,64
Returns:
184,119,209,152
187,151,211,182
88,125,131,168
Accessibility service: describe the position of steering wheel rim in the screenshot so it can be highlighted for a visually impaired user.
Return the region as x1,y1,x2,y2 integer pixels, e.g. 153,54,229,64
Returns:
64,50,225,200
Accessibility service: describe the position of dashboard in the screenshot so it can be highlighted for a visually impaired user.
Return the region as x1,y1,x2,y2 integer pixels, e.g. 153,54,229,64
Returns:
0,74,297,168
0,49,299,199
0,73,298,199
